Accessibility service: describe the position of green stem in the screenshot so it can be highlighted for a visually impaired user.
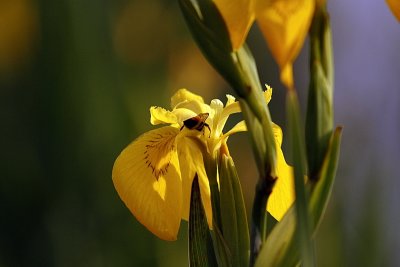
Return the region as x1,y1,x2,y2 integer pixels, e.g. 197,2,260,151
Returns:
287,90,315,267
306,5,334,182
249,175,275,267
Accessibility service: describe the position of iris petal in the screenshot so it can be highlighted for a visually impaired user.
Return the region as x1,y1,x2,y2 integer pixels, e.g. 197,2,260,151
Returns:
224,120,294,221
224,120,247,137
171,88,204,108
178,136,213,227
177,137,197,221
267,144,295,221
112,126,183,240
214,0,255,49
150,106,178,125
387,0,400,21
264,85,272,104
256,0,314,89
267,124,295,220
174,100,211,119
172,108,198,127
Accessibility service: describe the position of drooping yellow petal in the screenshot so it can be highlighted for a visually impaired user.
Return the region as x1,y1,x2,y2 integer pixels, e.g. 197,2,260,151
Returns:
177,137,197,221
387,0,400,22
150,106,178,125
195,155,213,228
214,0,256,49
256,0,315,89
223,118,294,220
112,126,183,241
267,124,295,220
178,136,213,228
267,146,295,220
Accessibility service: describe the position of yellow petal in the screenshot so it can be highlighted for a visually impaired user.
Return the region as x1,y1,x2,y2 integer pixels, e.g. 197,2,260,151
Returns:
280,64,294,90
174,101,211,120
215,95,241,136
171,89,211,120
171,88,204,108
223,86,272,137
173,107,198,126
221,97,241,118
214,0,256,49
150,106,178,125
178,136,213,228
267,124,295,220
387,0,400,22
224,120,247,137
112,126,182,240
267,146,295,220
225,94,236,106
178,137,197,221
272,122,283,146
264,84,273,104
196,158,213,228
256,0,315,89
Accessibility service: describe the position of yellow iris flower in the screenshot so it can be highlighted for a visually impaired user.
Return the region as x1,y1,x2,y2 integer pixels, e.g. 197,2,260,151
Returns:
213,0,315,89
387,0,400,21
112,88,294,240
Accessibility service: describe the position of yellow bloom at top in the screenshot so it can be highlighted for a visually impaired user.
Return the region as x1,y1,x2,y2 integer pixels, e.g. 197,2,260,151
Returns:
387,0,400,22
112,88,294,240
214,0,315,89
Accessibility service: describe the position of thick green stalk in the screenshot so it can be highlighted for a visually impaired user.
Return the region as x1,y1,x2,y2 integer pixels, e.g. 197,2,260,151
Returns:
234,49,278,266
306,6,334,181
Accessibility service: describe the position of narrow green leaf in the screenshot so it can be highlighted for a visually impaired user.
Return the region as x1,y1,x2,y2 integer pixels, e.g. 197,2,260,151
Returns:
219,154,250,267
310,127,342,231
287,90,315,267
254,206,298,267
265,212,278,238
210,221,233,267
189,175,218,267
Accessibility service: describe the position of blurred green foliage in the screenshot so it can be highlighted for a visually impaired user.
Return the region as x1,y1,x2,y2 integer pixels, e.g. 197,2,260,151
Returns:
0,0,186,266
